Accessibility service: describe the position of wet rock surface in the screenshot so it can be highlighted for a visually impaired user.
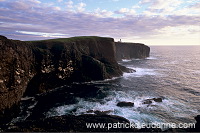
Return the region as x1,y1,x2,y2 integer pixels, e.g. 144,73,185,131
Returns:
143,98,163,105
117,102,134,107
86,110,113,115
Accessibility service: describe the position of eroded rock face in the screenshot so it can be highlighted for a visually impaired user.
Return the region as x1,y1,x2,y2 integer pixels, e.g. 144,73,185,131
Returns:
25,37,123,95
0,36,126,123
115,42,150,61
0,35,35,124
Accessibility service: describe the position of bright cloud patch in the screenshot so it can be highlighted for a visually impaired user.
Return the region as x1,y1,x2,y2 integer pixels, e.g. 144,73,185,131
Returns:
16,31,69,38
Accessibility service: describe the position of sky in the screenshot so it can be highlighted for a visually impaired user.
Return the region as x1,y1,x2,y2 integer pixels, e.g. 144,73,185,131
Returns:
0,0,200,45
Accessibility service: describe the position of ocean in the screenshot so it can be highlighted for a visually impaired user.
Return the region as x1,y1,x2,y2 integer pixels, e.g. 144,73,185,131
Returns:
13,46,200,129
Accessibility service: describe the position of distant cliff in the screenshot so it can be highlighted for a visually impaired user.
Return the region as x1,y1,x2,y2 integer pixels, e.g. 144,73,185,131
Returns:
0,35,132,124
115,42,150,61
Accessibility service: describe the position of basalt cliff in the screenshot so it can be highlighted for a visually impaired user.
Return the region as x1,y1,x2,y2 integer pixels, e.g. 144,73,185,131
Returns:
0,35,150,124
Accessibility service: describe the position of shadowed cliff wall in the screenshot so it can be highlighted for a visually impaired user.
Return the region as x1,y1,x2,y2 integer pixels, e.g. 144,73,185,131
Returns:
0,36,124,123
115,42,150,61
0,35,35,123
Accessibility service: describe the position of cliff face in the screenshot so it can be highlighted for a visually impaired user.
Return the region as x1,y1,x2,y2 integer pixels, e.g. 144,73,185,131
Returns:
25,37,123,95
0,35,35,123
0,36,123,123
0,36,150,124
115,42,150,61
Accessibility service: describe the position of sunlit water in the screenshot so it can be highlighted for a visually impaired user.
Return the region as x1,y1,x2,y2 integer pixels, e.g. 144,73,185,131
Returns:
14,46,200,128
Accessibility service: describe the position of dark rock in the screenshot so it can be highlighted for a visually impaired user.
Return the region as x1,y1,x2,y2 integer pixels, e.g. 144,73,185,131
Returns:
143,98,163,105
6,114,137,132
143,99,153,105
115,42,150,61
194,115,200,132
153,98,162,102
5,113,200,132
119,65,136,73
117,102,134,107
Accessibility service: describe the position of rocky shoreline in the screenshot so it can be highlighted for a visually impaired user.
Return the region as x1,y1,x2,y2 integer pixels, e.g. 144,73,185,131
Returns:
0,35,150,129
3,114,200,132
1,35,199,132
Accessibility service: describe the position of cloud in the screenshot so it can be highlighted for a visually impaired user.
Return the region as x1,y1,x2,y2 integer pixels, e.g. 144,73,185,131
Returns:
57,0,63,2
139,0,184,15
66,0,73,9
116,8,136,16
76,2,86,12
0,0,199,45
139,0,200,16
53,6,61,11
16,31,69,38
93,8,114,17
29,0,41,4
65,1,87,12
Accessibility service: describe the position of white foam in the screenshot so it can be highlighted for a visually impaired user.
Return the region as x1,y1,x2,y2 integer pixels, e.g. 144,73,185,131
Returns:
46,104,77,117
21,96,35,101
46,88,197,129
123,67,158,78
46,91,167,124
122,59,132,62
79,76,120,85
146,57,157,60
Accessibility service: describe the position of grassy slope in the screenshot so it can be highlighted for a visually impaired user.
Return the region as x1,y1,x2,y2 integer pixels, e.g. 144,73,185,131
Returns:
25,36,112,43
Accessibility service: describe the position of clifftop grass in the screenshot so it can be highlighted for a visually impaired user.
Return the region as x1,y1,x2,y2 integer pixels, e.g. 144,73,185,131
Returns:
26,36,113,43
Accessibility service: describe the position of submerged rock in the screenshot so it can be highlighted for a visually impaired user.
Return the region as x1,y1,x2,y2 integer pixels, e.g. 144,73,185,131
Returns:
143,98,163,105
143,100,153,105
152,98,162,102
86,110,113,115
117,102,134,107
